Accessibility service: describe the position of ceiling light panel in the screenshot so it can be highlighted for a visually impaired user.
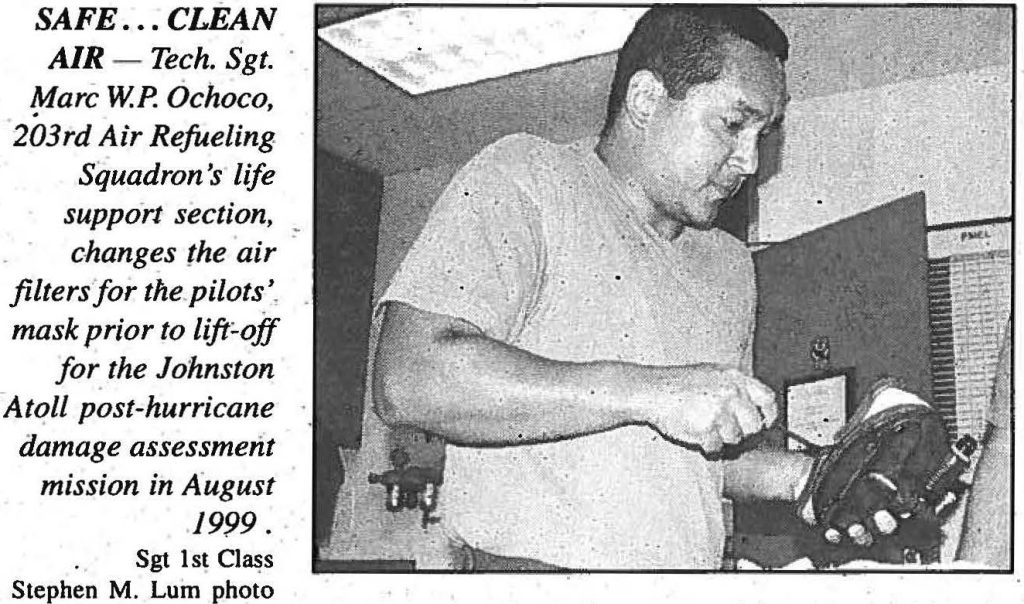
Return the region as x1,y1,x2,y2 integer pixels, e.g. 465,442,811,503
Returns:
318,7,646,95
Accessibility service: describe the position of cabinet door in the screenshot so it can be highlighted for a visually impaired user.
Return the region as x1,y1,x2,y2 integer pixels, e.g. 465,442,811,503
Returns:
314,148,383,546
734,192,932,566
753,191,932,431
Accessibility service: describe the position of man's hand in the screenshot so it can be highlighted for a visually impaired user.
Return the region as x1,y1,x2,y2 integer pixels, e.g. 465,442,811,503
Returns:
638,364,777,453
793,382,969,556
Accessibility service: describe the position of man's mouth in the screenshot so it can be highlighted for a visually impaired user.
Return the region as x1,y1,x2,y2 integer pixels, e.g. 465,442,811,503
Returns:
720,177,745,196
713,180,743,198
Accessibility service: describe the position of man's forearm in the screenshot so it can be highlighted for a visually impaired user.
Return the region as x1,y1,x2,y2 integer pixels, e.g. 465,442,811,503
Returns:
724,448,813,501
375,303,775,449
374,309,652,445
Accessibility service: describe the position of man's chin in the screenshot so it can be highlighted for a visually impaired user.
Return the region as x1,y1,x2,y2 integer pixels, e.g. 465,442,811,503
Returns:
679,211,719,231
689,218,718,231
688,201,723,229
666,195,723,230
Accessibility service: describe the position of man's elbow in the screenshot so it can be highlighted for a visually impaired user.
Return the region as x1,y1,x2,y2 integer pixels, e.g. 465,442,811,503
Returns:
372,361,419,427
372,364,407,425
373,303,469,429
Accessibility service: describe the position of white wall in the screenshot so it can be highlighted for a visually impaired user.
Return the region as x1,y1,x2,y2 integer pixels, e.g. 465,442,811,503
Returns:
757,64,1011,242
371,66,1014,253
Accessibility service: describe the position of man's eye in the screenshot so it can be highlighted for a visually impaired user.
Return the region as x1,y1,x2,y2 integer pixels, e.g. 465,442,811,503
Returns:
722,118,744,132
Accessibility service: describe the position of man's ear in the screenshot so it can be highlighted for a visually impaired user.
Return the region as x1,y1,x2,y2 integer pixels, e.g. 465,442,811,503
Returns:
623,70,666,128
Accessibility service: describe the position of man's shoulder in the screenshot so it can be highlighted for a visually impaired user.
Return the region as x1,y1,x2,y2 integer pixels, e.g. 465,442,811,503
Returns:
469,133,578,178
479,132,566,158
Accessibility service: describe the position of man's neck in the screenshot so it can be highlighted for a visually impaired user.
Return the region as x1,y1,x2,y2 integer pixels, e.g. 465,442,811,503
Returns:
595,131,685,241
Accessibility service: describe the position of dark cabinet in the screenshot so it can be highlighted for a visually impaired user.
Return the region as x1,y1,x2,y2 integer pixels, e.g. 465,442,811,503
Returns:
314,148,382,546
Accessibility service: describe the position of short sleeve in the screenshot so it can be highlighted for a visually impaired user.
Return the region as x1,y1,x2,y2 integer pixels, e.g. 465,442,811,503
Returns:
377,139,547,342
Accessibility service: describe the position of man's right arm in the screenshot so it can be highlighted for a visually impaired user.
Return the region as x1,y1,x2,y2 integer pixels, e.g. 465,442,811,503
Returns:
373,301,776,451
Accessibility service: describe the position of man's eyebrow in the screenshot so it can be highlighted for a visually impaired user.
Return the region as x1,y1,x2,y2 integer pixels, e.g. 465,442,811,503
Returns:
734,100,768,120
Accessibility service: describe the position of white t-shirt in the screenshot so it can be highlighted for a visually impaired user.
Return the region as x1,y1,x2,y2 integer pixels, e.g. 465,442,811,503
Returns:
378,134,756,569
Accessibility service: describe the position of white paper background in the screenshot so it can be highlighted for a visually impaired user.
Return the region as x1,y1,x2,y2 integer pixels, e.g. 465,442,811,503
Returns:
0,2,1020,603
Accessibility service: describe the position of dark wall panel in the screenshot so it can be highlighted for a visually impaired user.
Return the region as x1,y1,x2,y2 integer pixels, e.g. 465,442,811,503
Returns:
315,146,383,545
753,192,932,419
735,193,933,567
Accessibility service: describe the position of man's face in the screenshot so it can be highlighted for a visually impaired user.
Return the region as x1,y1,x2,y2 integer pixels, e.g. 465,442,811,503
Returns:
640,40,787,229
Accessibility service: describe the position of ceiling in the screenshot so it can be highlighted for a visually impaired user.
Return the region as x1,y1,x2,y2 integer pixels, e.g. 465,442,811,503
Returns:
316,6,1012,177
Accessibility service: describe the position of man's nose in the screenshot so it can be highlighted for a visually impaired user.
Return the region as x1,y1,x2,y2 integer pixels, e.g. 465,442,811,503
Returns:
730,136,759,176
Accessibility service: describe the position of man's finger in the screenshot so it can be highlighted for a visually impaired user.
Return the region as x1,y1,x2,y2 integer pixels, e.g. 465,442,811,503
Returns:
715,407,744,445
873,510,898,535
847,523,873,547
741,377,778,427
731,399,765,436
725,382,764,436
824,527,843,544
701,431,725,454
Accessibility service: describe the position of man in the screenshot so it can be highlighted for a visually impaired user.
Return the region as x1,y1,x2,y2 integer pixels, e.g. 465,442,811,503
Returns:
374,7,819,569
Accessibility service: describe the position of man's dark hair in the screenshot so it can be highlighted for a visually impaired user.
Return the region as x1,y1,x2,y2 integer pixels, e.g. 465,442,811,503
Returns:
603,6,789,134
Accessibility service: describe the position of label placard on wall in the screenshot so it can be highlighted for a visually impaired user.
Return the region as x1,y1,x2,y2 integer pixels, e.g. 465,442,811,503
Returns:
785,373,848,451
